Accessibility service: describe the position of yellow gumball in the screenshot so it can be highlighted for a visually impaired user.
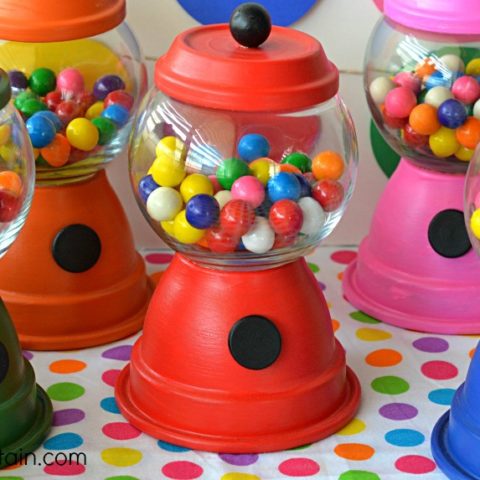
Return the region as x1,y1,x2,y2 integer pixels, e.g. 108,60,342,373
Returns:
466,59,480,76
249,157,274,185
180,173,213,202
0,124,11,147
429,127,460,158
455,146,474,162
0,144,16,162
161,219,175,237
471,209,480,240
149,152,186,187
66,118,99,152
173,210,205,244
156,136,186,162
86,101,104,120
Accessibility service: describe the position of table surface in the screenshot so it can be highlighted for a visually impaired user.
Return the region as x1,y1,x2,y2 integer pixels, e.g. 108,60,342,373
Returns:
9,246,474,480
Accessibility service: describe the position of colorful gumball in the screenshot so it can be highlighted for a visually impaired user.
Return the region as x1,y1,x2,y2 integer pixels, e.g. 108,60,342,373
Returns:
248,157,274,185
415,57,436,79
220,199,255,236
281,152,311,173
156,136,186,162
76,91,96,114
369,76,395,104
424,86,454,109
86,101,105,120
452,75,480,104
237,133,270,162
20,98,48,118
403,123,429,147
40,134,71,167
312,179,344,212
206,227,239,253
470,209,480,239
146,187,183,222
91,117,117,145
216,158,251,190
0,171,22,196
101,104,130,127
185,194,220,229
45,91,63,112
138,174,160,202
312,151,345,181
8,70,28,91
180,174,214,202
439,54,465,73
241,216,275,254
29,68,56,96
14,91,37,110
56,100,82,125
0,124,10,147
437,99,468,129
279,163,302,174
26,114,56,148
267,172,301,202
424,71,451,90
66,118,99,151
161,219,175,237
268,199,303,236
394,71,421,94
56,68,85,97
408,103,440,135
33,110,62,132
456,116,480,149
149,153,186,187
381,104,408,129
298,196,326,236
429,126,460,157
455,146,474,161
273,233,297,249
0,190,20,222
93,75,126,100
294,173,312,197
231,175,265,208
384,86,417,118
104,90,134,112
173,209,205,244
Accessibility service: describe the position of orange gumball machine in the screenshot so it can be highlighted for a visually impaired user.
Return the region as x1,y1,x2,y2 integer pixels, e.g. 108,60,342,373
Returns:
0,0,152,350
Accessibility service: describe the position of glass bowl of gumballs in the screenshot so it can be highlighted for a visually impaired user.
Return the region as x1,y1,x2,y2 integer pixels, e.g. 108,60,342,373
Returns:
366,17,480,173
130,92,357,270
0,69,34,255
466,150,480,254
0,24,145,184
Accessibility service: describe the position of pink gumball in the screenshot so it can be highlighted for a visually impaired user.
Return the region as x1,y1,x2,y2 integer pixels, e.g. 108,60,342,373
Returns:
231,176,265,208
57,68,85,97
394,71,421,94
452,76,480,104
384,86,417,119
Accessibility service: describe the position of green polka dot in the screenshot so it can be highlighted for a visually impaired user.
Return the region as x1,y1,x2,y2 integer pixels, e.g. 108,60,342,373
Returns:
105,477,140,480
308,262,319,273
0,477,24,479
350,311,380,324
339,471,381,480
47,382,85,401
371,376,410,395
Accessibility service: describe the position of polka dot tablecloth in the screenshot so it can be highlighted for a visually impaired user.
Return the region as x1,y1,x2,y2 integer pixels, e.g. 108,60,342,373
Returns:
7,246,476,480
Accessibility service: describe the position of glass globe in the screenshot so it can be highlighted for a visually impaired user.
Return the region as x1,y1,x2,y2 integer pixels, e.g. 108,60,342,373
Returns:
0,23,146,185
130,91,357,270
0,73,34,256
365,18,480,173
465,148,480,254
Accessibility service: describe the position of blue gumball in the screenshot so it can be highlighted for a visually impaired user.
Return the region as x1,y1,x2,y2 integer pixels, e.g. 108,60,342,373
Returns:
425,71,451,90
267,172,301,202
237,133,270,163
138,174,160,203
186,194,220,229
101,104,130,127
26,115,56,148
437,99,468,128
32,110,62,131
294,173,312,197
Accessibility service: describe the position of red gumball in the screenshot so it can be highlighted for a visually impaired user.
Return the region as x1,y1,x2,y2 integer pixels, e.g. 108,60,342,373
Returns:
0,190,20,222
273,233,297,249
269,199,303,236
104,90,134,112
45,91,62,112
403,123,428,147
56,101,82,126
206,227,239,253
312,180,344,212
220,199,255,236
381,104,408,129
76,91,96,113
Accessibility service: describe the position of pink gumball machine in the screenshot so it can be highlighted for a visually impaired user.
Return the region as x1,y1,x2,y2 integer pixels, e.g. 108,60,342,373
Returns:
343,0,480,333
116,4,360,453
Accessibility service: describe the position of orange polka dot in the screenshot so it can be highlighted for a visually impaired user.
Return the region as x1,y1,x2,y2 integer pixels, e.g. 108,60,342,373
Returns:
365,349,403,367
470,348,476,359
332,319,340,332
49,359,86,374
334,443,375,461
337,271,344,281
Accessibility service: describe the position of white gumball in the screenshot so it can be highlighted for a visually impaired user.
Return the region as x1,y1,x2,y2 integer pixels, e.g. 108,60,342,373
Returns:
214,190,232,209
369,76,395,104
299,197,326,236
424,86,454,108
241,217,275,254
439,54,465,73
146,187,183,222
474,99,480,119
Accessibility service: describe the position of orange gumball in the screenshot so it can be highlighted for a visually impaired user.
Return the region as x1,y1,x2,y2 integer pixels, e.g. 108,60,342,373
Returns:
409,104,441,135
415,58,436,79
312,151,345,181
40,134,71,168
279,163,302,174
0,170,22,196
456,116,480,150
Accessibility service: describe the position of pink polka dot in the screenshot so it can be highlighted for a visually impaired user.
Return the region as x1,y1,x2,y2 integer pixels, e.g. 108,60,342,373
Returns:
278,458,320,477
102,369,121,387
145,253,174,264
102,422,142,440
162,461,204,479
44,461,86,476
421,360,458,380
395,455,436,474
331,250,357,265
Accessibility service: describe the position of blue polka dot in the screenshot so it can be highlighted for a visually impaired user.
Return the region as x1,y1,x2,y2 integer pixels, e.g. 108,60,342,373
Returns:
385,429,425,447
100,397,120,414
44,433,84,450
158,440,191,452
428,388,456,406
177,0,317,27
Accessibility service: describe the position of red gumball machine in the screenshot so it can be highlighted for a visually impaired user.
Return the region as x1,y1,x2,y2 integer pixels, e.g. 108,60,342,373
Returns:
0,0,153,350
116,4,360,453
